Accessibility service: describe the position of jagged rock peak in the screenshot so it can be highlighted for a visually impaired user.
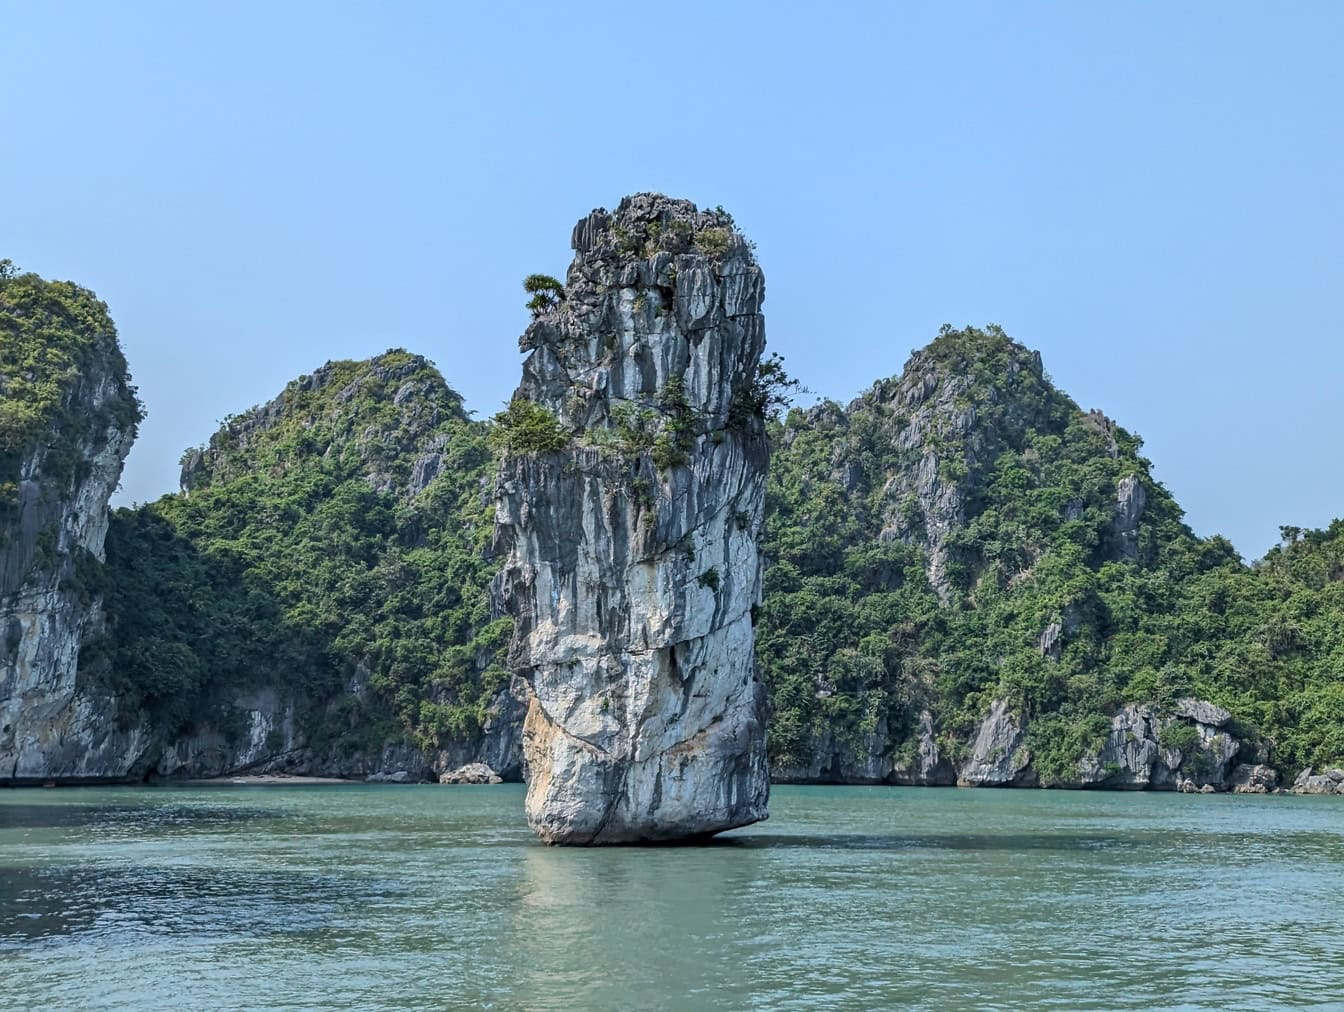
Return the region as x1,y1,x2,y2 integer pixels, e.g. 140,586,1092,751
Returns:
829,325,1150,600
515,192,764,435
180,349,473,499
494,193,771,844
849,326,1059,600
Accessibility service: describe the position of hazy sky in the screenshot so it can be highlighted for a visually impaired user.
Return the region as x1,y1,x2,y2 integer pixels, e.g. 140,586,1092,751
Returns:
3,2,1341,559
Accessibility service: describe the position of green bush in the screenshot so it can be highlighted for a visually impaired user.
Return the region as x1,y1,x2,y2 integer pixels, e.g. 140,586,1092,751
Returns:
489,398,569,454
693,227,733,256
1157,722,1200,755
523,274,565,318
0,263,142,519
1027,712,1111,785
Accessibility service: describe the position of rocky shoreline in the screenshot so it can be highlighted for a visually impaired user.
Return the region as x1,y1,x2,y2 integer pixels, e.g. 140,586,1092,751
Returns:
8,760,1343,795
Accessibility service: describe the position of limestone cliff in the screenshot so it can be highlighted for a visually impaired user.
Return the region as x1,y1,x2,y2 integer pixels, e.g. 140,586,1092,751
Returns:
0,266,146,782
494,194,771,842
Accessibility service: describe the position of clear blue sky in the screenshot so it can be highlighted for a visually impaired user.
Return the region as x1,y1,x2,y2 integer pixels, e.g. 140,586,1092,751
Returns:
3,2,1341,559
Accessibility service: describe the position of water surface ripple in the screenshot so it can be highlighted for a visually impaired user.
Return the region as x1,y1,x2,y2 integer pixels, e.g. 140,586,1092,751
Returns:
2,784,1341,1010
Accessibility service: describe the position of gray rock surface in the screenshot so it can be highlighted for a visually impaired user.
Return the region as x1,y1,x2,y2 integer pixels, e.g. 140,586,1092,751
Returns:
1173,697,1232,728
867,339,1052,602
773,693,1265,794
153,677,528,783
494,194,771,843
1291,767,1344,795
890,710,957,786
1038,621,1065,661
957,699,1037,787
1112,475,1146,560
1229,763,1279,794
1071,704,1176,789
950,698,1251,791
367,769,416,784
770,712,898,785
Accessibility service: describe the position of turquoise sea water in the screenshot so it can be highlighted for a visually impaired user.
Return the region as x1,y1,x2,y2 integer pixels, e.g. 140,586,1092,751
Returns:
2,784,1342,1010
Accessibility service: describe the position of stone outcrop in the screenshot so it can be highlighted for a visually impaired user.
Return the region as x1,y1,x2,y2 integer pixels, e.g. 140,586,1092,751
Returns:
1291,767,1344,795
889,711,957,786
868,337,1054,602
769,696,1262,793
770,713,897,785
494,193,771,843
1071,705,1178,789
1059,700,1241,790
957,699,1038,787
1229,763,1279,794
439,762,503,785
0,282,147,783
1112,475,1146,560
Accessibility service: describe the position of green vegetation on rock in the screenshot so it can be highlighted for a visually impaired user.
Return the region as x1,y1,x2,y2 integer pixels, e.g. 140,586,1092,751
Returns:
758,325,1344,780
523,274,565,318
46,312,1344,783
89,351,507,755
0,260,141,518
489,397,570,455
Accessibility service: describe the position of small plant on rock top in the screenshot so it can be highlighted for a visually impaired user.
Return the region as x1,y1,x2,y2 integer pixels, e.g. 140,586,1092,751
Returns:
693,227,732,257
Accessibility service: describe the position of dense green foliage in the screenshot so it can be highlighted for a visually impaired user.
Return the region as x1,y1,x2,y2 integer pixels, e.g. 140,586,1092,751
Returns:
91,352,508,753
757,326,1342,778
1164,522,1344,772
70,319,1344,779
489,398,570,455
0,261,141,516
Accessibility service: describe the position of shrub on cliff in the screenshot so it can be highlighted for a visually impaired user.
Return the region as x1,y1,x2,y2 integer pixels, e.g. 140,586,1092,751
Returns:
489,398,569,455
523,274,565,318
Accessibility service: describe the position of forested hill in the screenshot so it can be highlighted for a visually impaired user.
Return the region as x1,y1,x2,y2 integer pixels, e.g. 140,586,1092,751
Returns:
84,351,519,779
757,325,1340,784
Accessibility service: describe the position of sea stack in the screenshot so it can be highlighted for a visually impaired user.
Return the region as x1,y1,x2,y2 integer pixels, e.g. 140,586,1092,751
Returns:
493,194,771,843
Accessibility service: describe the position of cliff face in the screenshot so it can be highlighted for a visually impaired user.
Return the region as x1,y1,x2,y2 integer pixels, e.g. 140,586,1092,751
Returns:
95,350,521,782
0,267,146,782
494,193,771,842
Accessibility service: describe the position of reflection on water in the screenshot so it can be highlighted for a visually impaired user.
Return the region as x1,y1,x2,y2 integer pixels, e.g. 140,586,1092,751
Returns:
723,831,1136,851
3,784,1344,1010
